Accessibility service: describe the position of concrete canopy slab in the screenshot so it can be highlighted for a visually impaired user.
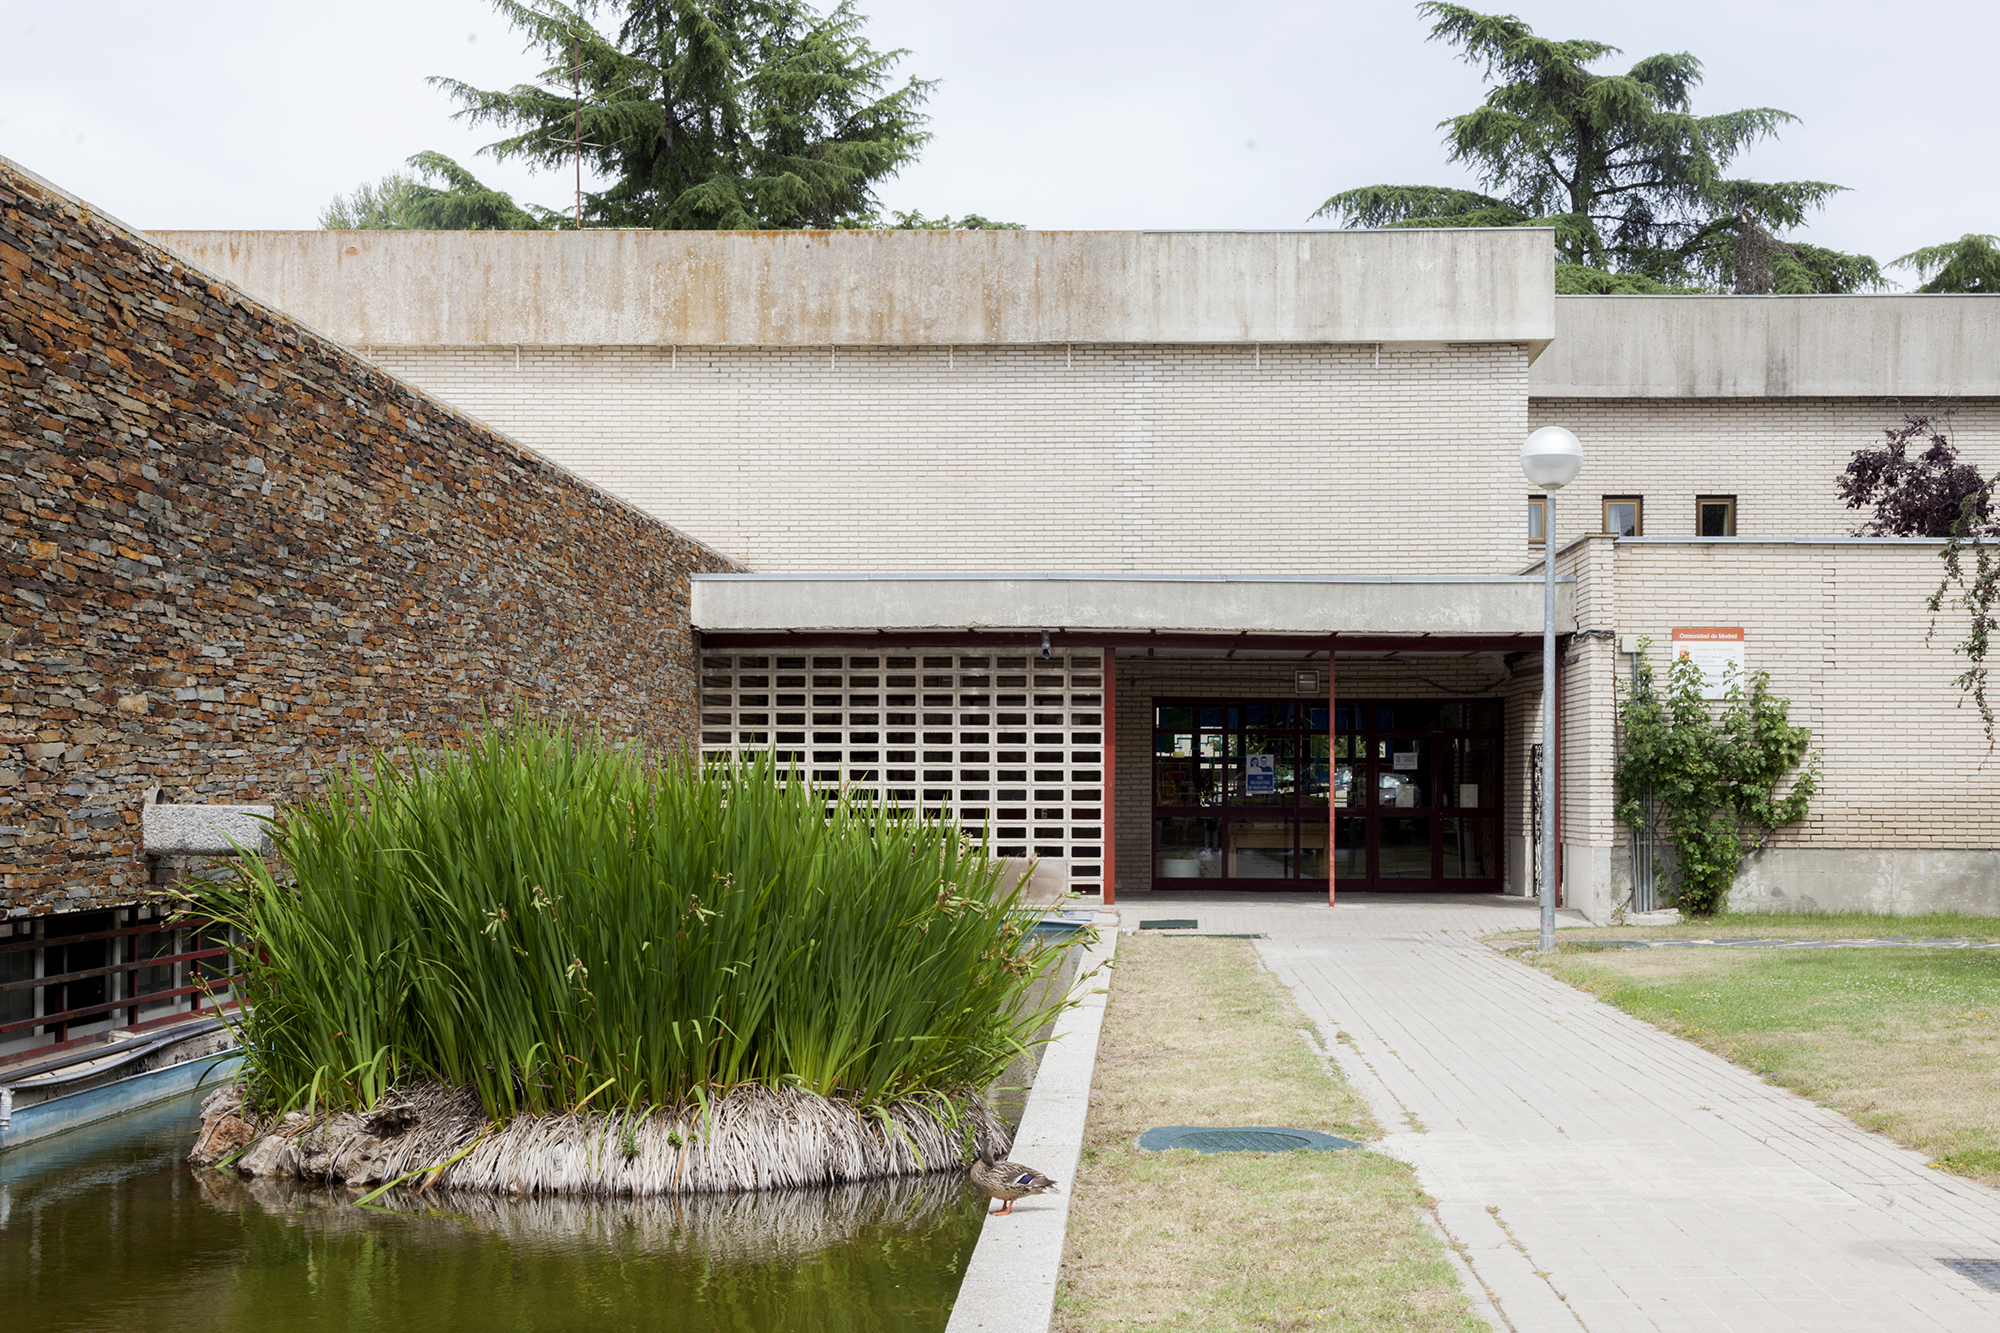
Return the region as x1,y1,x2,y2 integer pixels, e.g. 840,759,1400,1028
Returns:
689,574,1575,639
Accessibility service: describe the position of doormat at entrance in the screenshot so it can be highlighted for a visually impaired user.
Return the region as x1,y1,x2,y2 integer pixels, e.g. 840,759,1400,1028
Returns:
1940,1259,2000,1293
1138,1126,1361,1154
1139,919,1199,930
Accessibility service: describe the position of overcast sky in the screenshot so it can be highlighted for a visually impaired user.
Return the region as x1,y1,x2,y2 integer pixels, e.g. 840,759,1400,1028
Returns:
4,0,1994,287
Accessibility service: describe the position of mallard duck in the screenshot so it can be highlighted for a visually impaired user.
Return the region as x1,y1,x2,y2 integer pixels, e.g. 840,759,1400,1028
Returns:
969,1151,1059,1215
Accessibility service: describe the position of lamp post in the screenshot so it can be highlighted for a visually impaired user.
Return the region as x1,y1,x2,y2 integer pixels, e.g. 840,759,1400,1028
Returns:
1522,426,1583,953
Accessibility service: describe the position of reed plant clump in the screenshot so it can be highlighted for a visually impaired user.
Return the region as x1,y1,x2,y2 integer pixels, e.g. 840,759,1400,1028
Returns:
191,721,1070,1127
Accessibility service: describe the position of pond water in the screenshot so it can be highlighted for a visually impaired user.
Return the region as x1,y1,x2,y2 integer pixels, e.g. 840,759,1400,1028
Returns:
1,1093,987,1332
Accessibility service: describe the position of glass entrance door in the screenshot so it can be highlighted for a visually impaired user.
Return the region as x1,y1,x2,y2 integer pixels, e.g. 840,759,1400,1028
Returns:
1152,701,1329,887
1333,700,1502,890
1152,697,1502,891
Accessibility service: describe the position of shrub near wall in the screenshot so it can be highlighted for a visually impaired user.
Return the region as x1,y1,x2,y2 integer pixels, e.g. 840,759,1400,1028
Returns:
0,157,736,917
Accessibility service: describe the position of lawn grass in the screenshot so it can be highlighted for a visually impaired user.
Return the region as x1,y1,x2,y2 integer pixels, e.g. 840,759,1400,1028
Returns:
1494,909,2000,945
1522,942,2000,1184
1054,935,1480,1333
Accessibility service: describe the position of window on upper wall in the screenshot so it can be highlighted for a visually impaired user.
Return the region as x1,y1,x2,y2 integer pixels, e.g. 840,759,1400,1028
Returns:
1527,495,1546,544
1697,495,1736,536
1603,496,1642,537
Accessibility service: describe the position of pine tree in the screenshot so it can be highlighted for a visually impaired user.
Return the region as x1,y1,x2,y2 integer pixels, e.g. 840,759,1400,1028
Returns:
874,209,1022,230
421,0,934,230
319,154,555,231
320,172,425,230
1894,235,2000,293
1315,4,1880,294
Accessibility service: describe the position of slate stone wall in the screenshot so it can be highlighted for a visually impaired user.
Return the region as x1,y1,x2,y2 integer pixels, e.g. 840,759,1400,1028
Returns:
0,159,737,917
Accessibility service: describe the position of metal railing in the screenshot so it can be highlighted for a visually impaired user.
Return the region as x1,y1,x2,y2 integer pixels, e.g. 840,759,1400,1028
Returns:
1625,652,1659,914
0,909,234,1049
1630,795,1659,913
1528,742,1543,900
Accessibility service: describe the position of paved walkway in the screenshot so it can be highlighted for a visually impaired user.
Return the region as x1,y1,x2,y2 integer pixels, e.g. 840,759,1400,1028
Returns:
1122,891,2000,1332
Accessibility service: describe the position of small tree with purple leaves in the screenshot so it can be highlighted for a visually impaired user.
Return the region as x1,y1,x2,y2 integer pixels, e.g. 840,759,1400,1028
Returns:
1839,408,2000,738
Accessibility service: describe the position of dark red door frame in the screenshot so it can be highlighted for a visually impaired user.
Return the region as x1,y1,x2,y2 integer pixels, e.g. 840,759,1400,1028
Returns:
1328,645,1337,907
1555,645,1565,908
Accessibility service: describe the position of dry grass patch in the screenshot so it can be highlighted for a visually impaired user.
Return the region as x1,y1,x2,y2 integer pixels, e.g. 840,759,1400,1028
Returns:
1525,944,2000,1183
1054,935,1479,1332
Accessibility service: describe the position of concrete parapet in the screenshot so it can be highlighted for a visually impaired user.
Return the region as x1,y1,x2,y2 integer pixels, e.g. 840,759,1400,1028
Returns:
1533,294,2000,398
145,227,1557,353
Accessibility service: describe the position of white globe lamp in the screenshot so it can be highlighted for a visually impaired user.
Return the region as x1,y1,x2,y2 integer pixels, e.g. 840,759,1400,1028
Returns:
1521,425,1583,491
1522,426,1581,955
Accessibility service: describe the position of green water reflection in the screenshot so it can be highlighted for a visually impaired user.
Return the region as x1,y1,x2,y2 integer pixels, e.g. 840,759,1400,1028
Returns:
1,1094,986,1333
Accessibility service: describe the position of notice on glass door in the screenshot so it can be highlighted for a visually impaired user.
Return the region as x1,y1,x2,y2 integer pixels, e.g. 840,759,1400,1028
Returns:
1671,627,1746,699
1246,753,1275,794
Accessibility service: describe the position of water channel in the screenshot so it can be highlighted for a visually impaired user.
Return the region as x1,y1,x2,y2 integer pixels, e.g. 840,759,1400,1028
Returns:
1,1093,987,1332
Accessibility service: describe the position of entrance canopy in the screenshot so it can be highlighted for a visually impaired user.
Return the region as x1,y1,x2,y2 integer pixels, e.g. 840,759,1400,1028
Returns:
689,574,1575,907
689,573,1576,645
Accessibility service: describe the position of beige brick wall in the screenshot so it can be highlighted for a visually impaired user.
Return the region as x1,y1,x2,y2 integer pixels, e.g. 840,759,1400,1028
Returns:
1597,540,1994,852
1527,398,2000,544
370,343,1531,576
370,352,2000,572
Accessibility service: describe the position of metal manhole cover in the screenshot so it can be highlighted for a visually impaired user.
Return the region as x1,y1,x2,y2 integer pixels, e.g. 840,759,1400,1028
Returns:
1137,1125,1361,1154
1941,1259,2000,1293
1140,919,1199,930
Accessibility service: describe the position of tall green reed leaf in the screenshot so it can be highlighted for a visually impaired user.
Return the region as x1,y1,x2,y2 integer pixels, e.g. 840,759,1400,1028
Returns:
188,720,1072,1119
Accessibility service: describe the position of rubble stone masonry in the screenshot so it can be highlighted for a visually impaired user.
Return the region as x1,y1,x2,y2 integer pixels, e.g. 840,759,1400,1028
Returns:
0,160,736,917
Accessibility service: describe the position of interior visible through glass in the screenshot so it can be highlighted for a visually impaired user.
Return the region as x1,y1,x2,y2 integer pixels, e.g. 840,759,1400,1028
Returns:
1152,696,1501,888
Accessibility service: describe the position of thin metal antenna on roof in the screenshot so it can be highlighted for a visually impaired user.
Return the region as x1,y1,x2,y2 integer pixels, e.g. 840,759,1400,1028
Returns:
571,20,582,230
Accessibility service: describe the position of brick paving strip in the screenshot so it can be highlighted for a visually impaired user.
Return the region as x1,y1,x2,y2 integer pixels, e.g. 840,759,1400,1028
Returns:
1124,892,2000,1332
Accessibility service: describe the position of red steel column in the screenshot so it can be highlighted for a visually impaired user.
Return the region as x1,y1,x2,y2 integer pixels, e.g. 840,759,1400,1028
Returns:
1327,643,1337,907
1102,649,1117,907
1554,639,1564,908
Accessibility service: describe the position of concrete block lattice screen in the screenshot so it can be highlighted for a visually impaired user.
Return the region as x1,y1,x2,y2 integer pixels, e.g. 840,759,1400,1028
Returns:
697,649,1105,893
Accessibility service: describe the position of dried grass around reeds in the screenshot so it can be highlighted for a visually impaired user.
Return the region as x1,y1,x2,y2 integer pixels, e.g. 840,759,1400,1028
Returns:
201,1079,1011,1197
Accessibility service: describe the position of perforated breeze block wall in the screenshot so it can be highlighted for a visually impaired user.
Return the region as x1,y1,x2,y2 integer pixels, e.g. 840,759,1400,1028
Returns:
696,648,1105,893
369,343,1532,575
0,162,735,916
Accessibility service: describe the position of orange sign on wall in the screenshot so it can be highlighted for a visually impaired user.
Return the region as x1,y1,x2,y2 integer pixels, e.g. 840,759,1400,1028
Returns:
1671,627,1746,699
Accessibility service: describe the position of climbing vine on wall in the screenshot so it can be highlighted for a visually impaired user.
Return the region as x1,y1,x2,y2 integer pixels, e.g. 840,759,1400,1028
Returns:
1615,646,1820,916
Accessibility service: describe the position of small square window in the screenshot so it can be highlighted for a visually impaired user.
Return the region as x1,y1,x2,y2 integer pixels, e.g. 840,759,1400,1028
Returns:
1527,495,1546,544
1697,496,1736,536
1603,496,1642,538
